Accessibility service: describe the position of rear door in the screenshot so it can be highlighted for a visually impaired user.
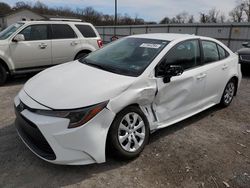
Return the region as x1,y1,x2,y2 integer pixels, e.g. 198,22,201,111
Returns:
199,40,230,105
153,39,207,126
51,24,80,64
10,24,52,69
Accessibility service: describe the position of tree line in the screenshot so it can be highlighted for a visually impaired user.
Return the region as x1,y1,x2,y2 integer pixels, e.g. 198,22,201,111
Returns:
0,1,250,25
160,0,250,24
0,1,145,25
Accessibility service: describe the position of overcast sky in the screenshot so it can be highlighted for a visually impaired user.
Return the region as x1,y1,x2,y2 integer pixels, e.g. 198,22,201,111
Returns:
3,0,237,22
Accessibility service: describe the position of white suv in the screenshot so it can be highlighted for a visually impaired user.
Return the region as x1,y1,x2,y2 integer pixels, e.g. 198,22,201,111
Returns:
0,20,102,85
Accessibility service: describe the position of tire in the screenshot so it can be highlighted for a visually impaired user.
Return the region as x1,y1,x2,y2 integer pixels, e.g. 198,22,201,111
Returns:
74,52,88,60
0,64,7,86
220,79,236,107
108,106,150,160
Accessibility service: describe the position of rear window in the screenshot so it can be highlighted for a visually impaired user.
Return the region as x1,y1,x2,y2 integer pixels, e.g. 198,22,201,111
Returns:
217,45,229,60
202,41,220,63
75,25,97,38
51,24,76,39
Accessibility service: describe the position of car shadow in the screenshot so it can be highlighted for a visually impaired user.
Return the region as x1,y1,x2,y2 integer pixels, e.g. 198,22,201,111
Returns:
241,65,250,77
0,123,131,187
3,74,33,87
0,105,222,187
149,105,221,144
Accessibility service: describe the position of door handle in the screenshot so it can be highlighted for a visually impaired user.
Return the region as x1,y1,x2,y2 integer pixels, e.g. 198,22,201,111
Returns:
196,73,207,80
39,43,48,49
71,41,79,46
222,64,229,70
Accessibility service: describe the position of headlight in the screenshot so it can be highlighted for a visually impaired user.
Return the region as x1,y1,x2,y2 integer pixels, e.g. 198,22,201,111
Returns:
35,101,108,128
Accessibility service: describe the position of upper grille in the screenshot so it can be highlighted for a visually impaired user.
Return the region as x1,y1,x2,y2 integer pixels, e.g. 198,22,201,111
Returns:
240,54,250,62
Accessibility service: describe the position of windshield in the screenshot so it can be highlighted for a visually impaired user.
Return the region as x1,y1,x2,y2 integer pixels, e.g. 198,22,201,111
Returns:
0,23,24,40
79,37,169,77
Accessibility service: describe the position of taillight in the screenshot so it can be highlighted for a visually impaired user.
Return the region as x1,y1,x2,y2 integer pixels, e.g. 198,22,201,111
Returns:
97,39,103,48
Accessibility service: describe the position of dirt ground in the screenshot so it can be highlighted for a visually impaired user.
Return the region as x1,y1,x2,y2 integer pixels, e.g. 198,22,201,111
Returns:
0,72,249,188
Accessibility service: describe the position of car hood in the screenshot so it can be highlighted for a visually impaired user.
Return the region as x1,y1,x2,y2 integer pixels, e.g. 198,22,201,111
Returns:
237,48,250,54
24,61,136,109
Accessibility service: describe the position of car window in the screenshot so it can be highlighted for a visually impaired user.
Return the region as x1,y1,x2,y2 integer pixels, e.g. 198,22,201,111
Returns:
217,44,229,60
0,23,24,40
75,25,97,38
202,41,219,63
19,25,48,41
162,40,200,71
51,24,76,39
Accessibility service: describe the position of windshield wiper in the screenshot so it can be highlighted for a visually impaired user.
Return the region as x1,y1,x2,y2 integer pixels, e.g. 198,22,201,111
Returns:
83,60,112,72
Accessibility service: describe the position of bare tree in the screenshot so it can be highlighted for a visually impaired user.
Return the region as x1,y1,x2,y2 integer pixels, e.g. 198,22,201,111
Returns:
159,17,171,24
229,3,245,22
0,2,11,14
219,13,226,23
199,12,209,23
188,15,195,23
208,8,220,23
175,12,188,23
14,1,32,9
33,1,48,14
243,0,250,22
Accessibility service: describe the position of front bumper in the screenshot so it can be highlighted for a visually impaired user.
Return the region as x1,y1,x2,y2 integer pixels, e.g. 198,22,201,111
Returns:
14,90,115,165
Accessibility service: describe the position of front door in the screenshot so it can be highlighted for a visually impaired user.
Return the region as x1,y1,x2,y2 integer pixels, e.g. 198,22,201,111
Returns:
153,39,206,127
10,24,52,69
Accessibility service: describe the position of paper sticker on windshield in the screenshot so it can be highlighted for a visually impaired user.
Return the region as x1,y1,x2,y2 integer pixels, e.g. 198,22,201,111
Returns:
140,43,162,49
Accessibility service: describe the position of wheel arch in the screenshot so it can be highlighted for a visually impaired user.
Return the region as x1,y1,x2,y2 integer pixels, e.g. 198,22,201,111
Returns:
0,58,10,75
74,49,92,60
105,103,146,140
105,103,150,158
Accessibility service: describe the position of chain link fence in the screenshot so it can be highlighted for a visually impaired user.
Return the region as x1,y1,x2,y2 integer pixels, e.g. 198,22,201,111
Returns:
96,23,250,52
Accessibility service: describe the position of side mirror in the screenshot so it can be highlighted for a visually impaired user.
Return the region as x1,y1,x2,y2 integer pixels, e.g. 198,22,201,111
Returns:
13,34,25,42
163,65,184,83
242,42,250,48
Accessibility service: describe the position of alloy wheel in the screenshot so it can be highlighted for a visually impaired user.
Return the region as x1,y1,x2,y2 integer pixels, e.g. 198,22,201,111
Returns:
118,112,146,152
223,82,235,104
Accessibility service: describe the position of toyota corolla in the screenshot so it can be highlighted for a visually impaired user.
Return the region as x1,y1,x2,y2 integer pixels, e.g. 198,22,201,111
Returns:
14,34,242,165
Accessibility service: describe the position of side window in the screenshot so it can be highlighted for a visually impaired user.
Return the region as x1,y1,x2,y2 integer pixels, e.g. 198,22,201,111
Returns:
202,41,219,63
163,40,200,70
52,24,76,39
217,44,229,60
75,25,97,38
19,25,48,41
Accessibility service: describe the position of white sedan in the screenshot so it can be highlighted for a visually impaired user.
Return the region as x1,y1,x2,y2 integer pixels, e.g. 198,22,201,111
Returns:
14,33,242,165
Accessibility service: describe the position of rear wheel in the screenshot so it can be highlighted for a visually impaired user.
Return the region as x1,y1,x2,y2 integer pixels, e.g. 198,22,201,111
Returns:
0,64,7,86
108,106,149,159
220,79,236,107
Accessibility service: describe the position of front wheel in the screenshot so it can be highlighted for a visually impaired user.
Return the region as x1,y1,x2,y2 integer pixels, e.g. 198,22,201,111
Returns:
108,106,150,160
220,79,236,107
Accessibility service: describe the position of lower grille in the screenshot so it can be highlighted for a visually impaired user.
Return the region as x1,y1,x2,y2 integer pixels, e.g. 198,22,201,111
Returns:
15,106,56,160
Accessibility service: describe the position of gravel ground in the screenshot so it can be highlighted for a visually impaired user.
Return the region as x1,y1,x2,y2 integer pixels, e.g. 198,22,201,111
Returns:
0,72,249,188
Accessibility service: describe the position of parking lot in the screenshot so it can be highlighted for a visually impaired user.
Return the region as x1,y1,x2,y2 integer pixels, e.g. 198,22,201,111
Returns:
0,72,249,188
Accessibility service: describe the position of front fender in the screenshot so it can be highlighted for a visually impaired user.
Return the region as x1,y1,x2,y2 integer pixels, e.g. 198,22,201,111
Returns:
107,78,158,130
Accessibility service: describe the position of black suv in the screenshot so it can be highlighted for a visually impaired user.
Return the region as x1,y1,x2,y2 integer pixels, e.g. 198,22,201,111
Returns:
238,42,250,73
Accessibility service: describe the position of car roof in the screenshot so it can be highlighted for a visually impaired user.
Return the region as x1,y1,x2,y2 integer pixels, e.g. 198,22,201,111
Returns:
17,21,93,25
129,33,203,42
